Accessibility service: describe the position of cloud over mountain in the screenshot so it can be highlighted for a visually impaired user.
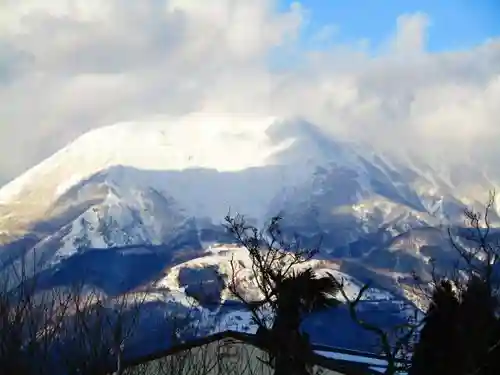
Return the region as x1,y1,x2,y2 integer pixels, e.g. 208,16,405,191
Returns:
0,0,499,184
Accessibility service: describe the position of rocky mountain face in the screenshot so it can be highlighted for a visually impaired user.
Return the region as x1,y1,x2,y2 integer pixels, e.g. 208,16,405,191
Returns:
0,113,498,352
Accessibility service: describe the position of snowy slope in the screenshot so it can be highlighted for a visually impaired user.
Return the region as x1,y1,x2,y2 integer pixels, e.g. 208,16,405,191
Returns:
0,113,488,228
155,244,395,304
0,113,451,225
0,112,499,313
0,114,299,215
0,114,386,251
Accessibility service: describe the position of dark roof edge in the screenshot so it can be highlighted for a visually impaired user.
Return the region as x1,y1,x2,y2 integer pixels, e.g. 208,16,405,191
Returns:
122,330,258,368
120,330,398,375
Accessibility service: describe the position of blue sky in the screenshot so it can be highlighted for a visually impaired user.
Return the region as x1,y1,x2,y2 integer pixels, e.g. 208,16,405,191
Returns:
281,0,500,52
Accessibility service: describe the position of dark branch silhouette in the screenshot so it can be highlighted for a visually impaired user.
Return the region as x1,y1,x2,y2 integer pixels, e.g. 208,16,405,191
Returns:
224,214,341,375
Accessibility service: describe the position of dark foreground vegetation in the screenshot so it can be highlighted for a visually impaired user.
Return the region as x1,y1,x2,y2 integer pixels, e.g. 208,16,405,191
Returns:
1,193,500,374
409,193,500,375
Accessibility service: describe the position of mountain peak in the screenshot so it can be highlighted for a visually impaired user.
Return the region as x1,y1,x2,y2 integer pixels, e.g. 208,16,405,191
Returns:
0,113,295,202
1,114,364,232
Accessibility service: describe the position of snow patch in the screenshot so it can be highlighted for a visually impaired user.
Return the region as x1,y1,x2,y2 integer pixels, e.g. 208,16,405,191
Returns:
55,173,83,197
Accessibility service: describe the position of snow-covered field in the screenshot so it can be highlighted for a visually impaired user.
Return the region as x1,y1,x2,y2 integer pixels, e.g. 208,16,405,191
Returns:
154,244,396,305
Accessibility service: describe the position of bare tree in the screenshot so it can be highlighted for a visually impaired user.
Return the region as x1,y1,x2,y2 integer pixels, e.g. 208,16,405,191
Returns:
341,192,500,375
46,280,154,375
224,214,322,329
225,213,423,375
338,284,422,375
224,214,341,375
444,192,500,375
447,191,500,297
0,250,155,375
407,191,500,375
0,250,76,375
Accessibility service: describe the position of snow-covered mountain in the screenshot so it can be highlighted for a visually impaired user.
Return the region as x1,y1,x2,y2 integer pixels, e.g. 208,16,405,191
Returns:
0,113,498,351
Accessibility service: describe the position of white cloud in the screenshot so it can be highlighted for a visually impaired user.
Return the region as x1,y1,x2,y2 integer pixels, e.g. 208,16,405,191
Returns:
0,0,499,184
391,13,429,55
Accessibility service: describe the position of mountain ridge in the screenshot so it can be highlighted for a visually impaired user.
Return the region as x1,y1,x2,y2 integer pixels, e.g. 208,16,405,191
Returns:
0,113,499,325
